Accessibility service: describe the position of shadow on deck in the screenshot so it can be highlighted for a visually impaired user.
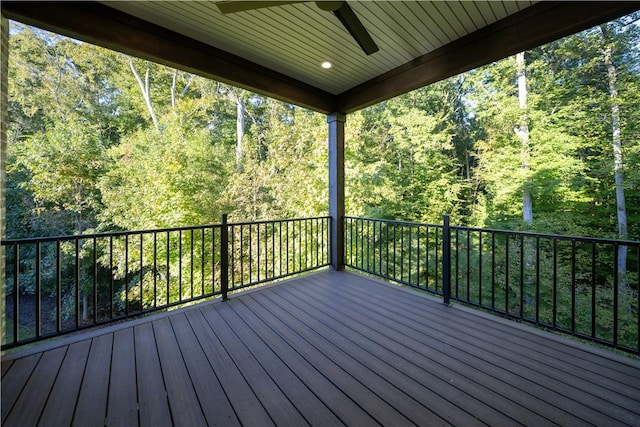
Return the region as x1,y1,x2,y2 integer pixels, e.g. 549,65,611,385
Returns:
2,270,640,426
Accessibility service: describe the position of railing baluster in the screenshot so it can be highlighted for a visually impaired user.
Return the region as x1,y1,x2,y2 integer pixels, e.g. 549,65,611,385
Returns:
93,238,98,324
552,238,558,329
140,233,144,311
190,229,194,299
178,230,183,301
201,228,205,296
637,246,639,354
221,214,229,301
416,224,420,288
212,226,216,294
154,232,158,308
571,239,576,333
613,244,619,346
166,231,170,305
13,244,19,343
56,241,62,333
442,215,451,305
35,241,41,339
478,232,483,306
491,233,495,311
454,228,459,298
505,235,510,315
299,220,302,272
591,241,596,339
536,236,540,322
520,234,524,318
426,226,430,291
75,238,80,327
110,236,114,320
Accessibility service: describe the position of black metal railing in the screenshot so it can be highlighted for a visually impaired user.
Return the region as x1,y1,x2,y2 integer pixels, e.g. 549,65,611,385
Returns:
345,215,640,355
2,215,330,349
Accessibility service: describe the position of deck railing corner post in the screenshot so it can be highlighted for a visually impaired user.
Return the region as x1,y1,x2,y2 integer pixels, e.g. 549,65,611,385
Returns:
442,214,452,305
221,213,229,301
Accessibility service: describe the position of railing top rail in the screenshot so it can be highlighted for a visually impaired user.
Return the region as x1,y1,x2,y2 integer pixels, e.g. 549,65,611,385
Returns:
229,216,330,227
451,224,640,246
345,215,640,246
1,216,332,245
1,223,223,245
344,216,442,229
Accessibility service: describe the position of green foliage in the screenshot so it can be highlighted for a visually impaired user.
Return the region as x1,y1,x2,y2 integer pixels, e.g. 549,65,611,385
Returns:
99,115,232,230
5,14,640,352
346,82,469,223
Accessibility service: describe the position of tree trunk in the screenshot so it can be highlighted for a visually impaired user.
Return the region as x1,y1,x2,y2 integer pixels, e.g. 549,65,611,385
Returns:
171,70,177,109
129,59,159,131
602,33,628,286
514,52,533,225
235,94,245,172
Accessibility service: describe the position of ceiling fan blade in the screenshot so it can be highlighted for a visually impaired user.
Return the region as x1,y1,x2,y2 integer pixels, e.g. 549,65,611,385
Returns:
332,2,379,55
216,1,304,14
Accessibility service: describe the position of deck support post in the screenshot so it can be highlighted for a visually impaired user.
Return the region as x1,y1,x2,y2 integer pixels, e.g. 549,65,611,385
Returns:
328,113,346,270
0,16,8,339
220,213,229,300
442,215,452,305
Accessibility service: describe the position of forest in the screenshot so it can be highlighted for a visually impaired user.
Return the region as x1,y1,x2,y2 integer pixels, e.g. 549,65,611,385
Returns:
6,15,640,242
3,14,640,351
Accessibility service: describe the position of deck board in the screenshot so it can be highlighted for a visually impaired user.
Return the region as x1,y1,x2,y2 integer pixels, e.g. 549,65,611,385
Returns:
1,352,41,423
133,322,172,427
153,316,207,426
73,333,113,427
277,278,516,426
38,340,91,427
328,274,639,426
185,308,274,427
106,328,138,427
3,347,66,427
1,358,13,377
234,296,385,426
261,283,480,426
2,270,640,427
213,302,342,426
199,304,309,426
289,278,554,426
169,312,239,426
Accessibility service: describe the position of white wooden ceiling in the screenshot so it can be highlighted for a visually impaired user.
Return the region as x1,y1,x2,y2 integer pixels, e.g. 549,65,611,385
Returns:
102,1,535,95
5,1,637,113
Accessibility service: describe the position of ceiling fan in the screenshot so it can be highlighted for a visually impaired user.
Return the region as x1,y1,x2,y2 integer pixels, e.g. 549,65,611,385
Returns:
215,1,379,55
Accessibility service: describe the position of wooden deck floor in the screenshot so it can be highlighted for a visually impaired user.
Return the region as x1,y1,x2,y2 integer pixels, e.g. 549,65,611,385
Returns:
2,270,640,427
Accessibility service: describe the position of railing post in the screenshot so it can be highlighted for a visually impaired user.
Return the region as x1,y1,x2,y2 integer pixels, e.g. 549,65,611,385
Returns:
442,214,451,305
220,213,229,301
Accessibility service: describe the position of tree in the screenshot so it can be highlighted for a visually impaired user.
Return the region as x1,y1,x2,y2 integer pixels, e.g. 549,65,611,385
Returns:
515,52,533,225
601,24,628,283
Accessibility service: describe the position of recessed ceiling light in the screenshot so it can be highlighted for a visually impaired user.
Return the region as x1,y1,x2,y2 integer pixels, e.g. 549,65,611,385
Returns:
321,61,332,69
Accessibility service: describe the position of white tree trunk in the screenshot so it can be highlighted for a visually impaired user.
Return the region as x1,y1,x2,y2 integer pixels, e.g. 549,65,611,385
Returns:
603,39,628,284
171,70,177,109
514,52,533,225
129,59,159,131
235,94,245,172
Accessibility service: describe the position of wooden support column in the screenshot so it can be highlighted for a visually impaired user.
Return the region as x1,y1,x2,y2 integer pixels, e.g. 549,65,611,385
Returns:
328,113,345,270
0,16,8,340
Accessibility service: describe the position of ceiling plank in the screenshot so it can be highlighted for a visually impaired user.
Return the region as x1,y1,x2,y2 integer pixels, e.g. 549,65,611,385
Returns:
338,1,640,113
1,1,338,114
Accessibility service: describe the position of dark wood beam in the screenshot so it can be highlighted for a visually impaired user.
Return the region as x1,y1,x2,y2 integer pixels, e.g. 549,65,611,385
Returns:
337,1,640,113
1,1,338,114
